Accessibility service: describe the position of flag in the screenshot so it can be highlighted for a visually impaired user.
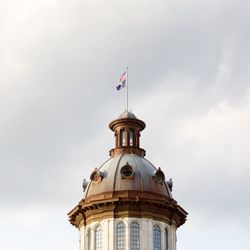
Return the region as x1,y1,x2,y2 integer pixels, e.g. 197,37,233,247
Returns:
116,72,127,90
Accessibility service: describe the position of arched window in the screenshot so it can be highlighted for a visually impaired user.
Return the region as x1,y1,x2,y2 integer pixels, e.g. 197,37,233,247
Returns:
130,223,140,250
87,229,91,250
129,130,134,146
165,228,168,250
153,225,161,250
117,222,126,250
95,225,103,250
121,130,126,146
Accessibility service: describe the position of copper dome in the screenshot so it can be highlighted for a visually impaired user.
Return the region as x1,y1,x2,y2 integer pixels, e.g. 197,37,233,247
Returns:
68,112,187,228
84,153,173,204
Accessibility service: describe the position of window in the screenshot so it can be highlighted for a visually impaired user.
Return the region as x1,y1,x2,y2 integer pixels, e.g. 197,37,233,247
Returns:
120,164,134,179
153,225,161,250
130,223,140,250
129,130,134,146
117,223,126,250
122,130,126,146
87,229,91,250
95,225,103,250
165,228,168,250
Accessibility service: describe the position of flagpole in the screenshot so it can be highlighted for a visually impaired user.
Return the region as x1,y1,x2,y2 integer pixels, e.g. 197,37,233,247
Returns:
126,65,128,112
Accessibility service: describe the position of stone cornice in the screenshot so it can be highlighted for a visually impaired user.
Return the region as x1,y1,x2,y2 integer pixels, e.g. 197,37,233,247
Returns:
68,190,187,228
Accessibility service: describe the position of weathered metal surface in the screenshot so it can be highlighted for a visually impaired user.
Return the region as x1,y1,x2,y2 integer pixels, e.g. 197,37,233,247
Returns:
85,153,172,201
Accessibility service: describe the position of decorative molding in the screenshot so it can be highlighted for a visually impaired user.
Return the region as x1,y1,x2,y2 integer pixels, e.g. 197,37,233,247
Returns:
109,147,145,157
68,190,187,229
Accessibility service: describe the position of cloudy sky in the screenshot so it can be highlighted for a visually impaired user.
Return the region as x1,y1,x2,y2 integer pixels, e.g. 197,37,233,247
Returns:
1,0,250,249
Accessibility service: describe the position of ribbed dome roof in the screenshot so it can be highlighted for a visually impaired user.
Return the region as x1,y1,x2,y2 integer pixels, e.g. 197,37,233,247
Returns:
84,153,172,203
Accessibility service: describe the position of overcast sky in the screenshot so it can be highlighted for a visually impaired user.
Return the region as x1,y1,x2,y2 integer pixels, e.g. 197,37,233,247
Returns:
1,0,250,249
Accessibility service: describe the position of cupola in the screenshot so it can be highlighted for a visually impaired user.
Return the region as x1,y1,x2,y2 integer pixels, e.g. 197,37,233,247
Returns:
109,111,146,157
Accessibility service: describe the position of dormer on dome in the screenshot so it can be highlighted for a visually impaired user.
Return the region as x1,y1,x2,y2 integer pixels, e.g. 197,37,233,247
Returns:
109,111,146,157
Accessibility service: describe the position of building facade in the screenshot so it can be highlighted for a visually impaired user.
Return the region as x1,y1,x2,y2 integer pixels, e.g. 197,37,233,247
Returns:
68,111,187,250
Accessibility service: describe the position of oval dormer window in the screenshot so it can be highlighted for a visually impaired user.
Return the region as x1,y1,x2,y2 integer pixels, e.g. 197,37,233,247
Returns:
120,164,135,179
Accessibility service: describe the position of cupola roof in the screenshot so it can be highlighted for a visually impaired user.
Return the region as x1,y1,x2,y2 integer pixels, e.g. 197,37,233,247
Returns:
119,110,137,119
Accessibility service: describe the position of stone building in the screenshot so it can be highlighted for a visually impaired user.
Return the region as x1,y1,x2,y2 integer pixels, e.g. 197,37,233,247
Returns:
68,111,187,250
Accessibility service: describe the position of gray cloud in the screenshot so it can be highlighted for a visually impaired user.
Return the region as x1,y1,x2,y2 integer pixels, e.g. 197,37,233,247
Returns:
1,0,250,249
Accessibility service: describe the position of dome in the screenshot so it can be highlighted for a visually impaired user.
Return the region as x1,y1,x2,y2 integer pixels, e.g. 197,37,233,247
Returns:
119,110,137,119
84,153,172,204
68,111,187,229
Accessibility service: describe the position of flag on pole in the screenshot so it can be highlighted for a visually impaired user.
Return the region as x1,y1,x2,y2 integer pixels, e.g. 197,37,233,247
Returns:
116,72,127,90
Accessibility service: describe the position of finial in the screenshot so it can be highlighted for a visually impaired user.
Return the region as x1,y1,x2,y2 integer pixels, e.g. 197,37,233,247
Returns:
167,178,173,192
82,178,88,192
